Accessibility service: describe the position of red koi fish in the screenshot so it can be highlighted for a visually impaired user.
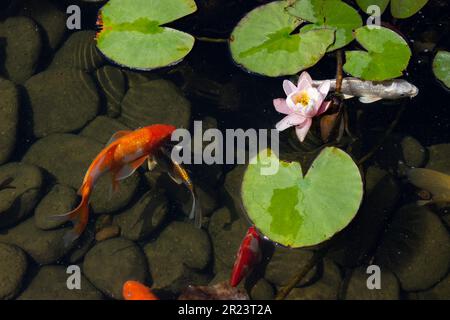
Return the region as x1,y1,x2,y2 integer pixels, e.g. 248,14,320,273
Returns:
230,226,262,287
123,281,159,300
53,124,176,246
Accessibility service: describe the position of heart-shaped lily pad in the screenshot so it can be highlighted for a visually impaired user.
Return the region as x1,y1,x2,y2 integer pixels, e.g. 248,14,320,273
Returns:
433,51,450,89
96,0,197,70
229,0,335,77
287,0,362,51
241,147,363,248
344,26,411,81
356,0,429,19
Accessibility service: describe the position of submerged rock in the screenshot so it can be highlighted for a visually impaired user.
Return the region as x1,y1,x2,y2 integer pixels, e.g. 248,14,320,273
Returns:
0,243,27,300
249,278,275,300
120,80,191,129
144,222,212,293
49,31,103,72
34,184,77,230
25,69,99,137
408,273,450,300
426,144,450,175
0,218,73,264
83,237,148,299
18,265,103,300
0,16,42,83
0,162,43,229
114,190,168,241
222,165,247,218
344,267,400,300
375,205,450,291
80,116,130,145
94,66,126,117
95,225,120,242
0,80,18,165
401,136,427,168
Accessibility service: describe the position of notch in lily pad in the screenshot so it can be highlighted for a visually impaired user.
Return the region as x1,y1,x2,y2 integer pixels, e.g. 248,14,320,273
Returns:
96,0,197,70
356,0,429,19
344,26,411,81
229,1,335,77
241,147,363,248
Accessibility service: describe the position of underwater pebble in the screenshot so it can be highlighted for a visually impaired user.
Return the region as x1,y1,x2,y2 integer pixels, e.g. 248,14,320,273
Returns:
68,225,95,264
144,222,212,293
344,267,400,300
426,144,450,175
408,272,450,300
250,278,275,300
80,116,130,144
401,136,427,168
20,0,66,51
0,16,42,83
34,184,77,230
124,70,158,88
94,66,126,117
0,79,19,165
222,165,247,218
0,243,27,300
83,237,148,299
114,189,168,241
25,69,99,137
0,218,74,264
49,30,104,72
0,162,43,229
18,265,103,300
375,205,450,291
95,225,120,242
120,80,191,129
95,214,113,232
285,259,342,300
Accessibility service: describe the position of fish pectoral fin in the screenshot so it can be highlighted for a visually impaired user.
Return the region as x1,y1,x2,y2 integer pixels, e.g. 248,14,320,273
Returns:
106,130,133,146
343,94,354,99
359,96,382,104
147,156,158,171
115,156,148,181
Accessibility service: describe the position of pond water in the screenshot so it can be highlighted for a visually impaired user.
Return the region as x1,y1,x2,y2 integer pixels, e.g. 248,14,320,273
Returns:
0,0,448,300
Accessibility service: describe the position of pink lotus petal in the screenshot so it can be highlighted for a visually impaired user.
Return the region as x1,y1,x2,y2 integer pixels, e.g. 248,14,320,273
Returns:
295,118,312,142
317,100,332,115
297,72,313,90
317,80,331,99
283,80,297,96
276,113,306,132
273,98,291,114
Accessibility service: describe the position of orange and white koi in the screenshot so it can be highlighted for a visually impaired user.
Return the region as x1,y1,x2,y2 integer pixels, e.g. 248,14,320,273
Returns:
52,124,176,246
230,226,262,287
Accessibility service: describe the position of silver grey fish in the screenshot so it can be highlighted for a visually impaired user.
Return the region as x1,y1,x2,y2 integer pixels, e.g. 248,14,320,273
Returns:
311,78,419,104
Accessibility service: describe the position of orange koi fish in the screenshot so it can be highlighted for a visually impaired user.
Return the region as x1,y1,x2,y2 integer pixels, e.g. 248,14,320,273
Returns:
53,124,176,246
123,281,159,300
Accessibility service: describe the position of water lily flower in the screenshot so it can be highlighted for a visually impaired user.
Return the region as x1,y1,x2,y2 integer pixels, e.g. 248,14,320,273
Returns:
273,72,332,142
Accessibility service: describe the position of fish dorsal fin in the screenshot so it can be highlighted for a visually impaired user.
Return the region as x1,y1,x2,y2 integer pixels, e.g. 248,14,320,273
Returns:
359,96,382,104
114,156,148,181
106,130,132,146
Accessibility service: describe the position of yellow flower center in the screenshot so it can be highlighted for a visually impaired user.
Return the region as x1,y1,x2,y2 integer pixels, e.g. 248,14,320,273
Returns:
292,91,310,108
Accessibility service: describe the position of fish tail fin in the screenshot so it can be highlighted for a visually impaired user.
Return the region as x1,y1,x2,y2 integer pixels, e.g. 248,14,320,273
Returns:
189,188,202,228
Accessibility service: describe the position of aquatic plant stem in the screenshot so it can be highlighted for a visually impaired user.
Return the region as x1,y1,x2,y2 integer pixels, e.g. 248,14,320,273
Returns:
335,50,344,94
195,36,228,43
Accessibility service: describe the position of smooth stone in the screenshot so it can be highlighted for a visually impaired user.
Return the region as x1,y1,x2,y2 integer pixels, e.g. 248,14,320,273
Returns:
0,218,74,264
344,267,400,300
83,238,148,299
286,259,342,300
408,273,450,300
375,205,450,291
23,134,139,214
49,31,103,72
124,70,158,88
0,16,41,83
0,79,18,165
0,243,27,299
20,0,66,51
401,136,427,168
34,184,77,230
0,162,43,229
25,69,99,137
426,144,450,175
120,80,191,129
80,116,130,144
250,279,275,300
94,66,126,117
144,222,212,293
95,225,120,242
114,190,168,241
222,165,247,218
18,265,103,300
264,246,317,287
68,225,95,264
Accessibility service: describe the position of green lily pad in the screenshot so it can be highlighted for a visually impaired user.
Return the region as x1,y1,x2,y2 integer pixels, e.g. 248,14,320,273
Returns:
96,0,197,70
433,51,450,89
287,0,362,51
343,26,411,81
356,0,428,19
229,1,335,77
241,148,363,248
